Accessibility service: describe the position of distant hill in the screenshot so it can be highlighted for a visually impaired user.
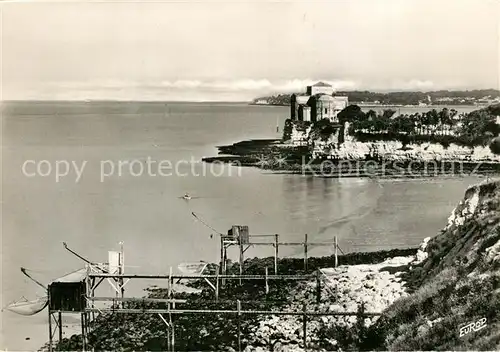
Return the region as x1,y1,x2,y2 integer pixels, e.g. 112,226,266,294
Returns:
252,89,500,106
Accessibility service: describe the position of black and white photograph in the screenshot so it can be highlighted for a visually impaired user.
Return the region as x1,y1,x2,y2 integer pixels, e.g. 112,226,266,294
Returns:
1,0,499,351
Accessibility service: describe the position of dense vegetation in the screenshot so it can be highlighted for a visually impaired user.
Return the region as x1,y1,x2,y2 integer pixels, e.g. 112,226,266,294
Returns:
282,119,310,141
253,89,500,106
490,137,500,155
252,94,291,106
309,119,340,142
336,104,500,148
338,89,500,106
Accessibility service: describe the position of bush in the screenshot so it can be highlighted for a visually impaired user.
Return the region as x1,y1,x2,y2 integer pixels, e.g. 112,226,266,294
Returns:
490,137,500,155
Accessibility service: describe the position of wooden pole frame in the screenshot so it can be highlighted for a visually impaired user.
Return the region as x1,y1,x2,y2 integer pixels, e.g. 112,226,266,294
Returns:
48,308,53,352
264,267,269,295
83,303,380,348
239,241,243,285
58,311,63,346
217,232,337,279
85,306,382,317
304,234,308,271
215,270,220,302
316,270,321,304
89,273,314,280
81,311,86,351
167,267,172,300
334,236,338,268
274,234,279,275
237,300,242,352
302,303,307,349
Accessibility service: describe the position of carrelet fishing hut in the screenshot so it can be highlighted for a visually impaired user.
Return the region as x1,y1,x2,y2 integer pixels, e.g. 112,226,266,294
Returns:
48,268,87,312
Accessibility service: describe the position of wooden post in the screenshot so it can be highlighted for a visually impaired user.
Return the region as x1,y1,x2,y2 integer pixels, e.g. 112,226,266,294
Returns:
239,241,244,285
356,302,365,347
220,236,224,276
237,300,242,352
167,267,172,299
81,312,86,352
316,270,321,304
215,270,220,302
167,295,172,352
166,326,171,352
304,234,308,271
120,242,125,301
223,245,227,286
91,278,96,322
58,311,63,345
265,267,269,295
302,303,307,349
334,236,338,268
48,310,53,352
168,298,175,352
171,318,175,352
274,234,279,275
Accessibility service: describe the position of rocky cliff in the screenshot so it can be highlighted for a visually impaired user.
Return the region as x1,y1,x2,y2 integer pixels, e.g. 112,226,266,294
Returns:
287,122,500,162
364,180,500,350
313,140,500,162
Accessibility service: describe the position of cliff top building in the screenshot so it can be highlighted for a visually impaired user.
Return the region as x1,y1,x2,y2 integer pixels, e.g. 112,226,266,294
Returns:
291,82,348,123
306,81,335,96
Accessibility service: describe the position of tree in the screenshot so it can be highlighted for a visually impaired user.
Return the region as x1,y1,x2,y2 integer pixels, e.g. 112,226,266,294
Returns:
365,110,377,121
373,115,389,133
382,109,397,119
490,137,500,155
428,109,440,126
338,105,366,124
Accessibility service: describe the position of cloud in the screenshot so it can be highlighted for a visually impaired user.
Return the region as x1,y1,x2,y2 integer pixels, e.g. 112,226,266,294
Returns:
399,79,435,91
157,79,273,91
160,80,203,89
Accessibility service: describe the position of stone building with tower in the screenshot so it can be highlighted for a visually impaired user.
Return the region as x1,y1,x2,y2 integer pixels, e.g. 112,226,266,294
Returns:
290,82,349,123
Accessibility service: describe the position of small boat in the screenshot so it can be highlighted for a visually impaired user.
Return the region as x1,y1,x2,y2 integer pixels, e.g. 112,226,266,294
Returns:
182,193,192,200
4,296,48,316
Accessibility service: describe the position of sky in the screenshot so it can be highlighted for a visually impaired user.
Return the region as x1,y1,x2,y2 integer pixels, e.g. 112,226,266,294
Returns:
1,0,499,101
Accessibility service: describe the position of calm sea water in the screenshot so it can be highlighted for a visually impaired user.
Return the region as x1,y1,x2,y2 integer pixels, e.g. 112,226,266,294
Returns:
1,102,483,350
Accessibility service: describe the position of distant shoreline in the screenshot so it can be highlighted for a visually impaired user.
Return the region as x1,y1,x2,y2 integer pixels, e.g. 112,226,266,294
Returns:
249,101,489,108
1,100,490,107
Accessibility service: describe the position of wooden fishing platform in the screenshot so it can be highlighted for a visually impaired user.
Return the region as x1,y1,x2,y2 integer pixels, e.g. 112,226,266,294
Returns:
46,227,351,352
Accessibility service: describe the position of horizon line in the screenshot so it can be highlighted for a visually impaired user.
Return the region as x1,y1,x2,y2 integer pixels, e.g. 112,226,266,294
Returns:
2,87,500,103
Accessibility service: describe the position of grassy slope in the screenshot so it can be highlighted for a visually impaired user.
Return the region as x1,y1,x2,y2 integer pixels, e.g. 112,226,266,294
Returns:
362,181,500,350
